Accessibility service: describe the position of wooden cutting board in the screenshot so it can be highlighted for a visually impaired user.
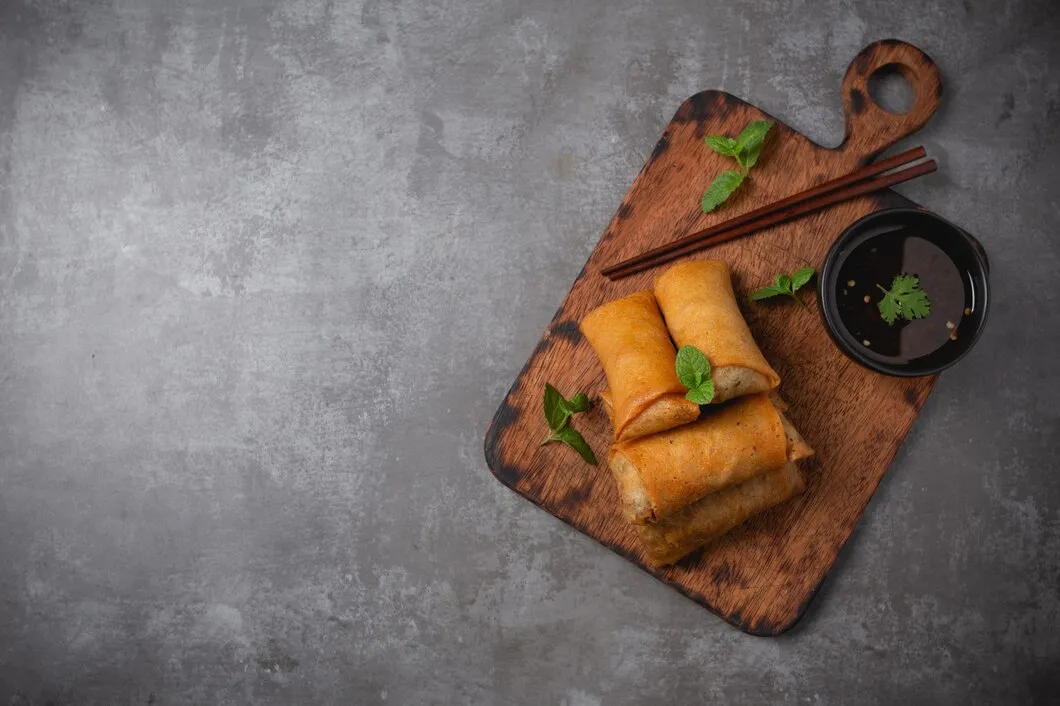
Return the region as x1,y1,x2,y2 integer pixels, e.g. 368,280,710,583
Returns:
484,40,944,635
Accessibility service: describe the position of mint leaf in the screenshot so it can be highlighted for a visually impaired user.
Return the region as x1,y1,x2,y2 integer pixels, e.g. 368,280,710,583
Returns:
675,345,711,390
543,383,570,431
734,120,774,163
705,135,738,157
685,379,715,405
791,266,816,292
567,392,589,414
701,170,745,213
753,267,817,309
676,345,714,405
543,384,591,434
551,427,598,465
752,284,787,300
541,383,595,465
741,135,767,170
735,120,774,151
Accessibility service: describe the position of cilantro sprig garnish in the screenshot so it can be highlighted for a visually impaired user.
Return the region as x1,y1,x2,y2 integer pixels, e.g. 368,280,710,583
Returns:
877,274,931,325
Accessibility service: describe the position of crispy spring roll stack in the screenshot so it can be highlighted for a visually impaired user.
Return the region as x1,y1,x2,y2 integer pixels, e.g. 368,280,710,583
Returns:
580,291,700,442
602,390,813,566
654,259,780,403
604,393,812,524
634,462,806,567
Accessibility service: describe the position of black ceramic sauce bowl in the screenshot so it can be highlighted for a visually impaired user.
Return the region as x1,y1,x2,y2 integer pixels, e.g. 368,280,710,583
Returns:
818,208,990,376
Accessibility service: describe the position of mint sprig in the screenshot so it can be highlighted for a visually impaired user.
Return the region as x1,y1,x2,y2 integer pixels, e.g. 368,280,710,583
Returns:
701,120,775,213
541,383,597,465
675,345,715,405
752,266,816,309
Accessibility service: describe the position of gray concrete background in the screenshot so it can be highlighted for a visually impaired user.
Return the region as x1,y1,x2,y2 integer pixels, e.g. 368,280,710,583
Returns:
1,0,1058,704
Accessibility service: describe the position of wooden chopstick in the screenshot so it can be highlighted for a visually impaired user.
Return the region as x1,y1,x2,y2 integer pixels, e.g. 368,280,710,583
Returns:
602,146,935,280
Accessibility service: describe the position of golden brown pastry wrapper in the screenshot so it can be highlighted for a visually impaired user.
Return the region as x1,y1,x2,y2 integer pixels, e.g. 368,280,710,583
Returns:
580,291,699,442
635,462,806,567
607,393,810,523
654,259,780,403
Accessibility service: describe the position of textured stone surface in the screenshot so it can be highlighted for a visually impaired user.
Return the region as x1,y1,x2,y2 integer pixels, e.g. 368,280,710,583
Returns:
1,0,1058,703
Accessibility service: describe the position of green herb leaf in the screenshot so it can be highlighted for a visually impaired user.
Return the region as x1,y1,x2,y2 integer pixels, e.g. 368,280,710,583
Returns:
791,266,816,292
705,135,738,157
877,275,931,325
903,289,932,319
735,120,775,151
752,284,788,300
675,345,711,390
877,292,901,325
549,427,598,465
543,383,570,431
734,120,774,166
701,170,745,213
891,274,920,297
753,266,817,308
700,120,775,214
740,136,767,170
684,379,715,405
567,392,589,414
544,385,590,429
541,383,596,465
675,346,714,405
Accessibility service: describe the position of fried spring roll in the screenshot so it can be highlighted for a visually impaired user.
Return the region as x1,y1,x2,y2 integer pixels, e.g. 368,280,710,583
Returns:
635,462,806,567
580,291,700,442
606,393,812,523
654,260,780,403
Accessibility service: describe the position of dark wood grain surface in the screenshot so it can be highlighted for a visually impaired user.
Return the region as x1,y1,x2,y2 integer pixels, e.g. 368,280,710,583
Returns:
484,40,944,635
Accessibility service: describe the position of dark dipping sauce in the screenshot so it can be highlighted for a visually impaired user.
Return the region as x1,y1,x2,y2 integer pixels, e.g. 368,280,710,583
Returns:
835,226,974,365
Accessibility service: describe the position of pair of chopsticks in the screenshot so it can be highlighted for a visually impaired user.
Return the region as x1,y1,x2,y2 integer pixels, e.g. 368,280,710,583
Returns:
602,146,936,280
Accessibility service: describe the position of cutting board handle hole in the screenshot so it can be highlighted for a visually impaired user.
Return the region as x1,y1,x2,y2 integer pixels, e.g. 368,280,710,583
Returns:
839,40,941,158
868,64,915,115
